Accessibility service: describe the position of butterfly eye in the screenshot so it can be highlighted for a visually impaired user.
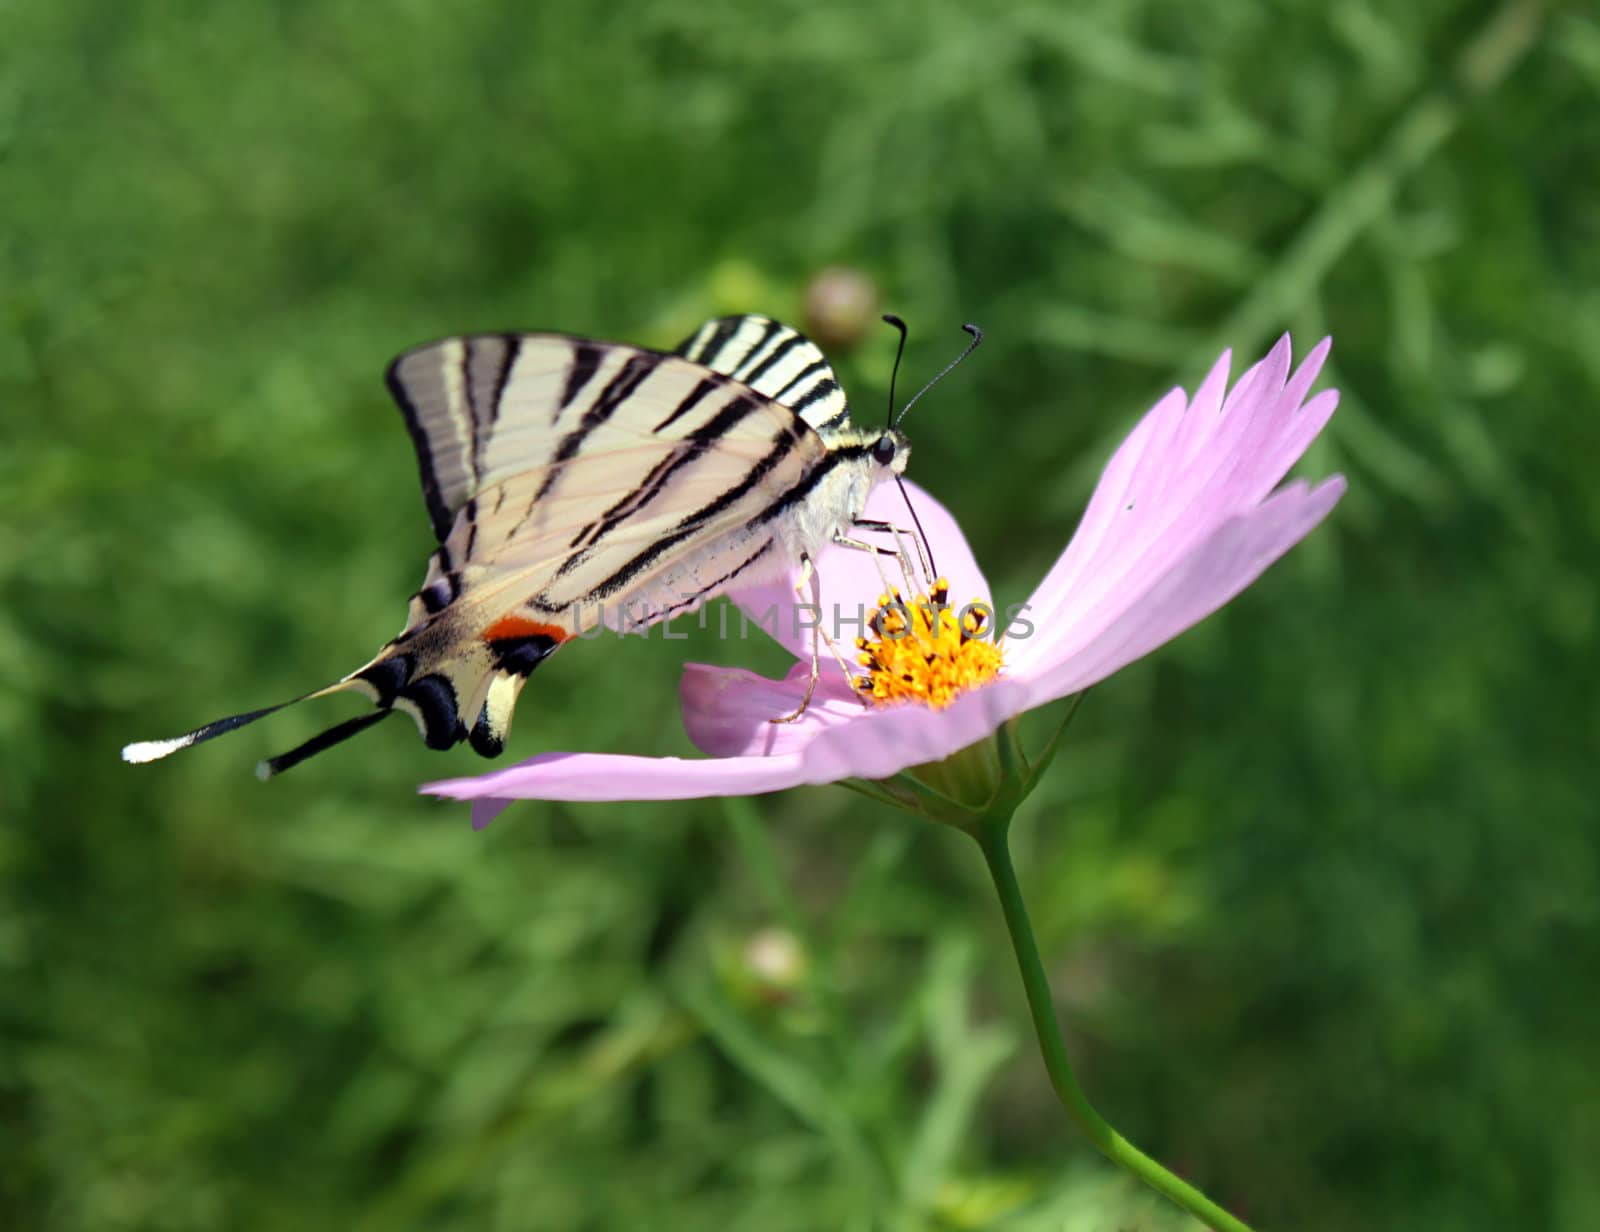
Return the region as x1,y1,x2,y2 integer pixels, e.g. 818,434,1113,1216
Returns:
873,434,898,466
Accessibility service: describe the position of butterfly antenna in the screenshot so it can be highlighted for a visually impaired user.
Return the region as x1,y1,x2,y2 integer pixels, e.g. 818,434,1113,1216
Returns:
877,316,980,584
893,323,982,427
882,313,910,429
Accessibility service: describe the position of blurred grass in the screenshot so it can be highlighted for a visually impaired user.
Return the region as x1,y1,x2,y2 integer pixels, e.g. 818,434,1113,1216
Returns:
4,0,1599,1228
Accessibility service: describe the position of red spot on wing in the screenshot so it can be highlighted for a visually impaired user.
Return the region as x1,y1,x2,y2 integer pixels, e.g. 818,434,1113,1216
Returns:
483,616,571,645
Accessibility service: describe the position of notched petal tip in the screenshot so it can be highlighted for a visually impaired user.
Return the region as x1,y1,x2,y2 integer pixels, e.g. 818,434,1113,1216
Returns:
1284,335,1335,408
1192,347,1235,415
1313,472,1349,504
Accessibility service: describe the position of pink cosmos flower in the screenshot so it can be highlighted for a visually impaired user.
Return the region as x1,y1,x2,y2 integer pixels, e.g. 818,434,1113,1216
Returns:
427,336,1344,828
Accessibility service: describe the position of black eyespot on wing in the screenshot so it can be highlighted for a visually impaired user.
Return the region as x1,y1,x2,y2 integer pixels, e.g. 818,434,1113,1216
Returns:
358,655,414,706
418,576,457,614
469,712,506,758
488,633,562,677
400,674,461,749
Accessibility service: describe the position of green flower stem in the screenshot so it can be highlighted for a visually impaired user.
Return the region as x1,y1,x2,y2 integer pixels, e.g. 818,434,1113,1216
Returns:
974,815,1257,1232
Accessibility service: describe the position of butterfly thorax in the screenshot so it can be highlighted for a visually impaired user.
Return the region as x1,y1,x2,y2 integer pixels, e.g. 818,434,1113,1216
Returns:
773,419,908,562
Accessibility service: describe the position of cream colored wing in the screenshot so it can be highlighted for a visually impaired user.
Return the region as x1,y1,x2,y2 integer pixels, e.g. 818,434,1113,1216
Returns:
125,316,865,776
390,314,855,542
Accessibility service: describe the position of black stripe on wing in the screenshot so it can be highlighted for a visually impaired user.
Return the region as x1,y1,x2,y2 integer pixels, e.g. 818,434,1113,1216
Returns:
570,383,749,551
789,377,842,417
464,334,521,482
653,376,720,434
673,315,852,434
386,317,850,553
388,333,524,543
555,391,766,573
774,358,827,399
678,316,744,368
751,442,873,527
488,335,521,425
559,343,604,417
533,351,663,503
729,317,782,377
386,359,457,542
654,539,776,620
577,434,806,601
740,332,804,386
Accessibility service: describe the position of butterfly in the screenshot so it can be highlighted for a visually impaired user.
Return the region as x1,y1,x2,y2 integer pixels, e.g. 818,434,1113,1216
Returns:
122,313,975,778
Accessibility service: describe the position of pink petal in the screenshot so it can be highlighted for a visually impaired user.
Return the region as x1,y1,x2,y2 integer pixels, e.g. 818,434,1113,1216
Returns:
426,749,810,817
429,675,1037,822
1013,383,1189,651
683,667,1035,782
677,475,1344,792
679,661,865,758
786,676,1033,781
726,479,989,663
1021,476,1346,702
1012,337,1336,673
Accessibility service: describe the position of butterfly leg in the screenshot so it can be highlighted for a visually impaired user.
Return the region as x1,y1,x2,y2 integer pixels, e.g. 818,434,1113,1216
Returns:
770,551,871,722
851,518,934,591
830,532,906,599
809,582,871,703
771,553,823,724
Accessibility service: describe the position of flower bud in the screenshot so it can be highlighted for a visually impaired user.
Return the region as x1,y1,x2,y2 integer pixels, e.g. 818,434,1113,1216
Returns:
802,266,880,351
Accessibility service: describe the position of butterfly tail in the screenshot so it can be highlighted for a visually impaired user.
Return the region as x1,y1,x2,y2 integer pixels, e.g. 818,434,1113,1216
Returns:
248,636,550,774
123,618,567,775
121,673,379,770
254,710,394,779
122,699,304,765
117,662,390,758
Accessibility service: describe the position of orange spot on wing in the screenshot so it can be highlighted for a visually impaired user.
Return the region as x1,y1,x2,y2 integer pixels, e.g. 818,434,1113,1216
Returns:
483,616,571,645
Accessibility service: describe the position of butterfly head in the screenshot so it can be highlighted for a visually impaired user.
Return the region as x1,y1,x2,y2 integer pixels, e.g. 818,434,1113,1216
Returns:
871,427,911,476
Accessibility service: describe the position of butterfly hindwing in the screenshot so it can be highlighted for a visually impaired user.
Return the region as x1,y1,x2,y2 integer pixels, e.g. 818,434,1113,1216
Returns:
675,315,852,434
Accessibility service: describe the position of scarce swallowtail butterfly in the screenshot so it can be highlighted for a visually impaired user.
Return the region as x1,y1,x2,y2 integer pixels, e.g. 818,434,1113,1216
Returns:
123,313,972,779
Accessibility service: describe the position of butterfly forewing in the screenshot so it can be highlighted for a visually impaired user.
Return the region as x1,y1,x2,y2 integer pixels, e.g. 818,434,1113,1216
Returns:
390,319,850,538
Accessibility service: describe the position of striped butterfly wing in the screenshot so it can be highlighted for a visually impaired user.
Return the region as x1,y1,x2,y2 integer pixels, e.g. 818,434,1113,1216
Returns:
126,316,858,776
673,314,852,434
392,316,853,548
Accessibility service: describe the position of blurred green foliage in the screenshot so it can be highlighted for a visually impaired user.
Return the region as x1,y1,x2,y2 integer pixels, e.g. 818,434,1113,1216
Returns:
4,0,1598,1228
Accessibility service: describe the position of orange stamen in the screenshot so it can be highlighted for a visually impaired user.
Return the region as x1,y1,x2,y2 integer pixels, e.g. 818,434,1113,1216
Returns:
853,578,1004,710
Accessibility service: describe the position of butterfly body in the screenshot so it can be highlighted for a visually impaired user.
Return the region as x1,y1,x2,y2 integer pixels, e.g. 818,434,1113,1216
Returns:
124,314,911,775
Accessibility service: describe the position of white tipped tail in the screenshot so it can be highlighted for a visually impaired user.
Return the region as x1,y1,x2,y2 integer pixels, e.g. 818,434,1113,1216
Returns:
122,733,204,764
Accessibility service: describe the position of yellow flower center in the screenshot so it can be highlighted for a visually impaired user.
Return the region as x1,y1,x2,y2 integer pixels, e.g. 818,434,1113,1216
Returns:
854,578,1005,710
